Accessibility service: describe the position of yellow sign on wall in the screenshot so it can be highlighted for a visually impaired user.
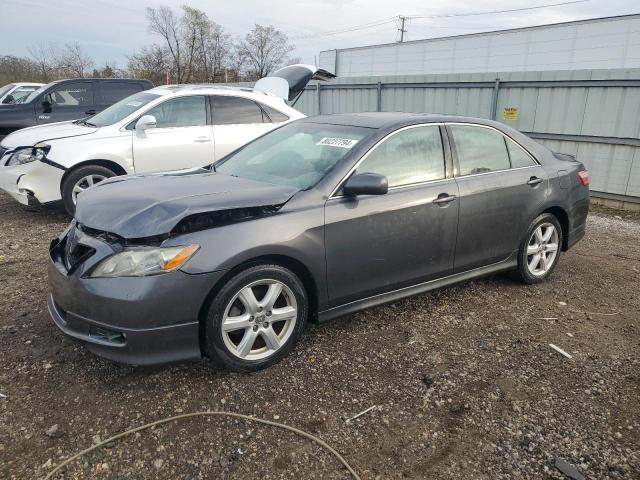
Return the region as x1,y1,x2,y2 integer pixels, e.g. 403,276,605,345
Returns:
502,107,519,121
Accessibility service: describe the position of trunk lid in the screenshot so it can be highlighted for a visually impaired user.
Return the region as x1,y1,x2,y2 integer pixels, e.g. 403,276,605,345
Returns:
254,64,336,101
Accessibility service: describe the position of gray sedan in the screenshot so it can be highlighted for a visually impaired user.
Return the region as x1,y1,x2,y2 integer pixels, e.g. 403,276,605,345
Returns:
47,113,590,371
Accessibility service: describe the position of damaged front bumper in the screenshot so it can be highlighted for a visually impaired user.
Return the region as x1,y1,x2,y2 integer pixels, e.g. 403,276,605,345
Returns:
0,160,65,205
47,224,226,365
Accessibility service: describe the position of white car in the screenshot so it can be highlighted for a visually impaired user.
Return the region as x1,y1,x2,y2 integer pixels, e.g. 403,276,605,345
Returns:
0,82,44,105
0,65,334,214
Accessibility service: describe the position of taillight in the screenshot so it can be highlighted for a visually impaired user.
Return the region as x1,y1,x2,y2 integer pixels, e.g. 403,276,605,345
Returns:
577,170,589,186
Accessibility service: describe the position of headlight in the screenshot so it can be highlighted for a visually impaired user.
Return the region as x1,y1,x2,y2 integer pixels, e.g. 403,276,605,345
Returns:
6,144,50,166
90,244,199,278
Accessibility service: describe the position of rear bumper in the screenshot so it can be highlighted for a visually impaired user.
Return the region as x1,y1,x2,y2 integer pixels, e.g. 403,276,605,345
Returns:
566,196,589,250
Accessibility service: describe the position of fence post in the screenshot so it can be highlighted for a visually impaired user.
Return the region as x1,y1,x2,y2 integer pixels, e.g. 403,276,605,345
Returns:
377,81,382,112
317,83,322,115
490,78,501,120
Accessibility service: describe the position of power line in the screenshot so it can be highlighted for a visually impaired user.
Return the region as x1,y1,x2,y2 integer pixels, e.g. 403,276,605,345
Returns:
290,0,591,42
289,17,397,40
406,0,590,20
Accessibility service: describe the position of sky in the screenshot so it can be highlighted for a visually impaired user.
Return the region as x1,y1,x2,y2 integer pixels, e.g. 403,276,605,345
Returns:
2,0,639,69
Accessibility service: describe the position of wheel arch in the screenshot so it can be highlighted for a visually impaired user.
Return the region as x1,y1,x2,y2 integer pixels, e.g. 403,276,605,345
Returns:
540,205,569,251
197,254,320,358
60,159,128,192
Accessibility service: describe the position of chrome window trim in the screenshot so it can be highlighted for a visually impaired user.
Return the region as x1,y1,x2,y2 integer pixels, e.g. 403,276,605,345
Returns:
452,164,541,180
328,122,446,199
445,122,541,170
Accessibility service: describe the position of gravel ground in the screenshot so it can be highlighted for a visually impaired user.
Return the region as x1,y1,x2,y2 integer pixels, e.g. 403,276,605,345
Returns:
0,192,638,480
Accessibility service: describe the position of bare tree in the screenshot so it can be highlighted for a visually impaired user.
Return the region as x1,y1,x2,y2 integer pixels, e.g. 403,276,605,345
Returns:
146,6,184,83
56,43,94,77
146,5,231,84
27,42,57,81
239,24,294,79
128,45,172,85
0,55,41,85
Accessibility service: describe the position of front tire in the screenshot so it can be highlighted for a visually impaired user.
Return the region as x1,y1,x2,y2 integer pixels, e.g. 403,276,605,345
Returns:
513,213,563,284
204,264,308,372
61,165,116,216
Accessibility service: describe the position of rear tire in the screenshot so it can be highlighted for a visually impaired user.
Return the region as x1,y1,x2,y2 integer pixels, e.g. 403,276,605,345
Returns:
204,264,308,372
61,165,116,216
513,213,563,284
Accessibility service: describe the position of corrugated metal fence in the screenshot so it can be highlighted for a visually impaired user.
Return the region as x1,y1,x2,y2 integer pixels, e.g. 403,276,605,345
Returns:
291,69,640,203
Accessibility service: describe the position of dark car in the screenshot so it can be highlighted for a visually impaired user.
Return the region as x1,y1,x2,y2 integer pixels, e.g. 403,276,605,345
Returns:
47,113,589,371
0,78,153,138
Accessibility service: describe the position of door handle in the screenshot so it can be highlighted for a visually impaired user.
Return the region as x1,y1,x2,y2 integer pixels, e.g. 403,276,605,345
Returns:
433,193,457,206
194,136,212,143
84,109,96,115
527,176,544,186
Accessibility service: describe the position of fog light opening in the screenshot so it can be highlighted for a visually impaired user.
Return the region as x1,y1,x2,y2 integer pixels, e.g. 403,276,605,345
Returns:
89,325,126,345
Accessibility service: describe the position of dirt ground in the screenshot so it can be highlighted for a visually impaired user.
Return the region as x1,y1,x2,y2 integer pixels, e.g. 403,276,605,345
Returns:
0,191,638,480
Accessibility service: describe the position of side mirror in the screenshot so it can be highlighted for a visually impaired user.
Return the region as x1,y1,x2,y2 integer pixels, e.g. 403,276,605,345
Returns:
41,98,52,113
135,115,157,136
343,173,388,196
2,94,14,104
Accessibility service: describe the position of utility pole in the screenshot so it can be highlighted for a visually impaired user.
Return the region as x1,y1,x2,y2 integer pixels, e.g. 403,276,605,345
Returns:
398,15,407,42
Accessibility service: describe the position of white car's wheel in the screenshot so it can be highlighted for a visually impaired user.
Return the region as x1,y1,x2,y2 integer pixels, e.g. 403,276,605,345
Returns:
61,165,116,216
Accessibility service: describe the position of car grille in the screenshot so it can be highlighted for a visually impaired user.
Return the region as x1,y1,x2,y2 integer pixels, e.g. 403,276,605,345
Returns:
63,228,95,273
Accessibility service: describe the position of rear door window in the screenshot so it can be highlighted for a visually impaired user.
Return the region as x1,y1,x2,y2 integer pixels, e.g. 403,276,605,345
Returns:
47,82,94,107
260,104,289,123
212,96,266,125
449,125,511,176
101,82,144,104
356,125,445,187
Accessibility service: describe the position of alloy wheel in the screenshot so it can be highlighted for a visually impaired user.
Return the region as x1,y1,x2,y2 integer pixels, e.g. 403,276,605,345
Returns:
526,222,559,277
71,174,107,204
221,279,298,361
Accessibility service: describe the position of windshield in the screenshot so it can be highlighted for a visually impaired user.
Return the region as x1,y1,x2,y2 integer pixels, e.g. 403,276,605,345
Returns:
216,121,372,189
86,92,161,127
0,84,14,98
6,86,40,104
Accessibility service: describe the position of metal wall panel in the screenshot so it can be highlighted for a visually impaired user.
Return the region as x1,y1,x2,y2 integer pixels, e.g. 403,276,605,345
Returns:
320,15,640,77
289,68,640,200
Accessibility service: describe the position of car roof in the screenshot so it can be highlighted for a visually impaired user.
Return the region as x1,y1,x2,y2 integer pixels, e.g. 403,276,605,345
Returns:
147,84,278,99
301,112,507,129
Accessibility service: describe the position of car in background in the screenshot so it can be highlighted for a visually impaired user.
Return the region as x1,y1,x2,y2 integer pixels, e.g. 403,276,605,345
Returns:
0,78,153,138
47,113,589,371
0,82,44,105
0,65,334,214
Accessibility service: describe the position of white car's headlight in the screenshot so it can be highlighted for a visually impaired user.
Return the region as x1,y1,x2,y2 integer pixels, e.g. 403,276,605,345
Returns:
6,144,50,166
90,244,199,278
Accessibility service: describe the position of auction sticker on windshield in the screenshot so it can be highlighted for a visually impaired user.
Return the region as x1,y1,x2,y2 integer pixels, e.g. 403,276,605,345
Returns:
316,137,359,148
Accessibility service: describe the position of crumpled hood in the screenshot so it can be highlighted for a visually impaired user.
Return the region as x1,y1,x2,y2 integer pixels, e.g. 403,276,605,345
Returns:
74,171,299,238
1,121,96,148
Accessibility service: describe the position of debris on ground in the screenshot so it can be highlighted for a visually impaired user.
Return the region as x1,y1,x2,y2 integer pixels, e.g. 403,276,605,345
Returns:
554,456,586,480
45,424,63,439
345,405,377,423
549,343,573,359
